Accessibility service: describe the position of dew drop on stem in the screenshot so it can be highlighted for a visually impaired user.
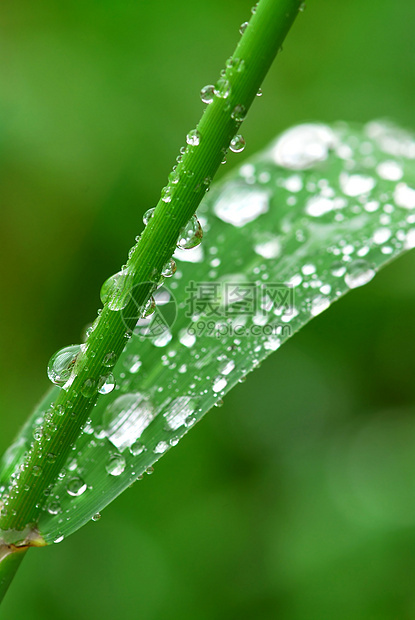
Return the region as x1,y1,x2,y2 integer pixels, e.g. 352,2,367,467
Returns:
47,345,82,387
176,215,203,250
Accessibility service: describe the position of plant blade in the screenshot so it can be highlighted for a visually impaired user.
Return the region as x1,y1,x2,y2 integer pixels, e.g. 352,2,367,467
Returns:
2,119,415,543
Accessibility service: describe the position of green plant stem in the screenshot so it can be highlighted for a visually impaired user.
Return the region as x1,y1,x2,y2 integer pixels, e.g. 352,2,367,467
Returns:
0,547,27,604
0,0,301,536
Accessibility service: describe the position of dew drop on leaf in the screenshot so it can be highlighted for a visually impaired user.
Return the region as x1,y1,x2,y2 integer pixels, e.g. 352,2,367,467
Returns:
344,259,376,289
67,476,87,497
106,454,126,477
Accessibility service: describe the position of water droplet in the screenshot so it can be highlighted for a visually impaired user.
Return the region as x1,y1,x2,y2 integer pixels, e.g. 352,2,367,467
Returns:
142,296,156,318
125,354,142,374
164,396,196,430
200,84,214,104
305,196,335,217
106,453,126,476
253,233,281,259
100,270,132,311
256,88,263,97
179,329,196,348
310,295,331,316
67,476,87,497
404,229,415,249
177,215,203,249
394,183,415,209
47,500,62,515
214,185,269,227
104,393,156,451
376,160,403,181
101,353,117,370
47,345,81,387
162,258,177,278
214,78,231,99
154,441,169,454
330,261,346,277
220,360,235,375
272,123,335,170
264,337,281,351
153,330,173,348
186,129,201,146
92,513,101,522
344,259,376,289
231,104,246,122
373,227,392,245
81,378,97,398
230,134,246,153
53,534,64,544
98,373,116,395
143,207,155,225
130,441,145,456
213,377,227,393
339,173,375,197
239,21,249,34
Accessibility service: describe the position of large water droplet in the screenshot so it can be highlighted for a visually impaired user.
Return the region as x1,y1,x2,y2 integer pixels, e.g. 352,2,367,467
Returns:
272,124,335,170
104,393,156,451
100,270,132,311
344,259,376,289
214,185,269,227
177,215,203,249
47,345,82,387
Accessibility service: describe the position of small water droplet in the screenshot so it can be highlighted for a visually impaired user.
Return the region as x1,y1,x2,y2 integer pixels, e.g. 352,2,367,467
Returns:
230,134,246,153
200,84,214,104
239,21,249,34
106,453,126,476
394,183,415,209
92,512,101,522
344,259,376,289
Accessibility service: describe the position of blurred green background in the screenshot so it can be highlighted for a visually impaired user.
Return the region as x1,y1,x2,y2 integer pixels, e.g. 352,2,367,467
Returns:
1,0,415,618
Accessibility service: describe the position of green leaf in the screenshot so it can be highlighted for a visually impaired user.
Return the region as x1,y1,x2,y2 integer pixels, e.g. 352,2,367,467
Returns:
2,119,415,544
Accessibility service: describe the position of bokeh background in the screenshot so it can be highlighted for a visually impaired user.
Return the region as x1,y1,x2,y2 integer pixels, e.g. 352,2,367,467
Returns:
1,0,415,618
